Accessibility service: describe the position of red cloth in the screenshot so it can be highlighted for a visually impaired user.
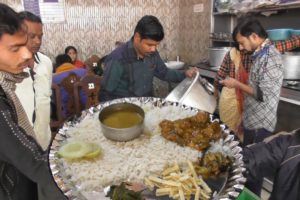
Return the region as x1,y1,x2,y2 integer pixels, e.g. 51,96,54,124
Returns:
235,53,249,114
73,59,85,68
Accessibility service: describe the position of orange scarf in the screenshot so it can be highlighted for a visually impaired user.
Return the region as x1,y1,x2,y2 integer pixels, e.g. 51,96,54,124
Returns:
55,63,76,74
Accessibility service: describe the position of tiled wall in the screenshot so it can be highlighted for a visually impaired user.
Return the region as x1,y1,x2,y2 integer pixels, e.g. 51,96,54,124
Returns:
2,0,210,65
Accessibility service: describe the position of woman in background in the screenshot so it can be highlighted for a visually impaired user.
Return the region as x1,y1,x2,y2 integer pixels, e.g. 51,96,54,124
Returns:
65,45,85,68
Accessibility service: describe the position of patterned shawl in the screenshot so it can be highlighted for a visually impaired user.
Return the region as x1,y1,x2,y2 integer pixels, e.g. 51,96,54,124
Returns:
0,71,37,140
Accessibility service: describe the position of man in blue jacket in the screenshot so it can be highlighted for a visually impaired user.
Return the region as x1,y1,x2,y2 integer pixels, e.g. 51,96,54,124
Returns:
101,15,197,101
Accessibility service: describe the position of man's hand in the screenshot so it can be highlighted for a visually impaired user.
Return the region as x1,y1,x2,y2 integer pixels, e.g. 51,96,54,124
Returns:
220,77,254,96
185,67,198,78
220,77,240,89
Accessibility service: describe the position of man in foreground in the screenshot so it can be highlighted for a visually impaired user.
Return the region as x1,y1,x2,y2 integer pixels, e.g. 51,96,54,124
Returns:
0,3,66,199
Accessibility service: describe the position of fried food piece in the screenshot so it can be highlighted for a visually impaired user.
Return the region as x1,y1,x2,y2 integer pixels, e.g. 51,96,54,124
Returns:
195,152,231,178
159,112,222,151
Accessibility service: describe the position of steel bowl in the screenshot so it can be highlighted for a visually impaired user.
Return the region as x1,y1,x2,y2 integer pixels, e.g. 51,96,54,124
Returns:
98,102,145,142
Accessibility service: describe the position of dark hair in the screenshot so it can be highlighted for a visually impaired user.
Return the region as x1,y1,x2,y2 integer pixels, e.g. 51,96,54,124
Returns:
18,11,42,24
0,3,24,38
232,17,267,43
55,54,72,69
65,46,77,54
134,15,164,41
97,55,107,67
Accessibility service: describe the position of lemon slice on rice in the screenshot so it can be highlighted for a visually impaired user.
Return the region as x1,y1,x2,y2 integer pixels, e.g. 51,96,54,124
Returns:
58,141,102,160
84,143,101,159
58,141,92,159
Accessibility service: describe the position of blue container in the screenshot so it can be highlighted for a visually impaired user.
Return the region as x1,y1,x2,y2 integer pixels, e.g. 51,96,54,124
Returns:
291,29,300,36
267,29,292,41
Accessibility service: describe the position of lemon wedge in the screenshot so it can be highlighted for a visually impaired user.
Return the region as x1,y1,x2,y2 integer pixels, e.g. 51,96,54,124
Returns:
58,141,102,160
58,141,92,159
84,143,101,159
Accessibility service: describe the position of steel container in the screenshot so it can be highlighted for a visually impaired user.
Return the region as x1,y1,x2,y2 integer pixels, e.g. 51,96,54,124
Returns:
281,52,300,80
208,47,231,68
99,102,145,142
166,72,217,113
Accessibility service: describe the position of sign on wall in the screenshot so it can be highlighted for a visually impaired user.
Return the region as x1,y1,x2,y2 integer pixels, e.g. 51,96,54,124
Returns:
23,0,65,23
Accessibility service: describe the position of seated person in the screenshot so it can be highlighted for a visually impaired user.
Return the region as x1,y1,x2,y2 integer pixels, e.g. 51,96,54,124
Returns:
65,45,85,68
84,54,100,74
52,54,87,119
100,15,197,101
54,54,77,74
93,55,107,76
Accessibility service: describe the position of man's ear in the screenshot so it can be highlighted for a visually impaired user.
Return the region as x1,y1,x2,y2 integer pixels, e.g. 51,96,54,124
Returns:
250,32,259,40
133,32,141,42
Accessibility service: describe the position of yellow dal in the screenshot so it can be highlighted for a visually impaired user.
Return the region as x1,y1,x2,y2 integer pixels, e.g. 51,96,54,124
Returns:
102,110,143,128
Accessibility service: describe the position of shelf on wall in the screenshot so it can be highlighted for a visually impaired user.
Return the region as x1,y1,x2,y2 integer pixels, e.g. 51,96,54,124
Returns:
210,37,233,43
254,2,300,12
213,11,236,16
213,2,300,15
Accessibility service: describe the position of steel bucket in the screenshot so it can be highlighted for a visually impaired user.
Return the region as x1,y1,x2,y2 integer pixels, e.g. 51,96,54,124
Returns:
166,72,217,113
281,52,300,80
208,47,231,68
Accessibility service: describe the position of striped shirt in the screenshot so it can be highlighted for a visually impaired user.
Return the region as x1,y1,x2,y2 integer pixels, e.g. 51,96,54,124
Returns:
214,35,300,90
243,39,283,132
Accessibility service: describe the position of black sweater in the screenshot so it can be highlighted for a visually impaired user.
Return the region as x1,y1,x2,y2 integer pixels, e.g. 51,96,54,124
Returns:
0,87,66,200
243,129,300,200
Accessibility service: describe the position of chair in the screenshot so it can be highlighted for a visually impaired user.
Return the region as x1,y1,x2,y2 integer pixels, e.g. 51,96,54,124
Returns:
50,72,80,131
74,73,102,115
50,83,63,132
60,72,81,117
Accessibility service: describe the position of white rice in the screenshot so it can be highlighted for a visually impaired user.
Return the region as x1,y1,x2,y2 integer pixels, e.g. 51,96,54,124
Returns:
60,103,200,192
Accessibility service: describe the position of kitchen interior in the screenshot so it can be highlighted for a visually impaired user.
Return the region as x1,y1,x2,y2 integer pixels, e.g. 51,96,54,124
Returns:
3,0,300,199
200,1,300,199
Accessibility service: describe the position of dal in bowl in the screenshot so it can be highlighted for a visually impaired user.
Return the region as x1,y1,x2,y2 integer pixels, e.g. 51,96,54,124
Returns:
99,102,145,142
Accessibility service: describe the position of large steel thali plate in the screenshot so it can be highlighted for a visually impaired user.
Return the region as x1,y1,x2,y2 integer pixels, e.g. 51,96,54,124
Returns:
49,97,246,200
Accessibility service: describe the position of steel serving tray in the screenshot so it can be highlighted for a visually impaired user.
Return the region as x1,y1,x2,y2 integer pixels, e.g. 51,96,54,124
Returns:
49,97,246,200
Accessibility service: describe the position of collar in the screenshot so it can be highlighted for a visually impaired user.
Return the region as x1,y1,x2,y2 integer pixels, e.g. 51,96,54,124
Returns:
126,39,141,60
252,38,271,59
126,39,153,61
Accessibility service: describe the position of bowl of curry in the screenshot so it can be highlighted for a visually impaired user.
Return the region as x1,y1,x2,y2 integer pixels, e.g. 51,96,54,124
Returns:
99,102,145,142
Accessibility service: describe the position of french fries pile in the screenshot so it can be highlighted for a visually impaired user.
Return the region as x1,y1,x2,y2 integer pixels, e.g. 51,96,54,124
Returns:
144,160,212,200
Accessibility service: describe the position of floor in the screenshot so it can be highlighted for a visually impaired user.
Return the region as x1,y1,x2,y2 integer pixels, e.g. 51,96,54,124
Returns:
261,189,271,200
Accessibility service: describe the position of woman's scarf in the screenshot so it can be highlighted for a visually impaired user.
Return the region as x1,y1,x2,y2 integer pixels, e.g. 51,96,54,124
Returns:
235,53,249,114
0,71,37,140
55,63,76,74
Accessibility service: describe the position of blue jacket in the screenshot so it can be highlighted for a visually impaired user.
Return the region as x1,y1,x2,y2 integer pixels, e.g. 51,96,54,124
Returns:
101,39,185,101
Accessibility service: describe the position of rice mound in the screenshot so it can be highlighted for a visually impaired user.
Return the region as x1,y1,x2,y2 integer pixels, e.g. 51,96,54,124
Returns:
60,103,200,192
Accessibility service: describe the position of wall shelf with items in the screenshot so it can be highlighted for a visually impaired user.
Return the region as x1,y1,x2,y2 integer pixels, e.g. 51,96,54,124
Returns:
212,2,300,15
210,38,233,43
212,11,236,16
210,0,236,47
210,0,300,48
253,2,300,12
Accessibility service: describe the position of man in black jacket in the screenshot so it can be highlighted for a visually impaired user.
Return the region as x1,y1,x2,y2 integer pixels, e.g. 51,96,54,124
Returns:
0,3,66,200
243,128,300,200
